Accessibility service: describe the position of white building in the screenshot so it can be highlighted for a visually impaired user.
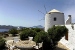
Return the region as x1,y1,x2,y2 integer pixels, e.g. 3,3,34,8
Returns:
45,9,65,32
45,9,75,50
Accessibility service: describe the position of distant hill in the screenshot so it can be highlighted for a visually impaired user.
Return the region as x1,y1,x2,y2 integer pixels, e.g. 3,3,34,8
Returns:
0,25,25,29
32,25,44,28
0,25,26,32
0,25,44,29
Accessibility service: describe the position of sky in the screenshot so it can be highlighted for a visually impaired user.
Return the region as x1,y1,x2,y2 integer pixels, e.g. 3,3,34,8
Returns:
0,0,75,27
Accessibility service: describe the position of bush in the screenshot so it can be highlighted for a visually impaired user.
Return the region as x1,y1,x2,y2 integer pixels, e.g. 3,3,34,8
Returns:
28,30,37,37
20,30,29,40
34,31,51,50
34,26,68,50
32,28,43,32
47,26,68,50
0,37,6,49
20,29,37,40
9,28,18,36
34,31,48,43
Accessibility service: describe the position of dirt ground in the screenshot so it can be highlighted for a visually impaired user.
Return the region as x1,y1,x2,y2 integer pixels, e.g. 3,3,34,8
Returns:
4,37,70,50
55,42,70,50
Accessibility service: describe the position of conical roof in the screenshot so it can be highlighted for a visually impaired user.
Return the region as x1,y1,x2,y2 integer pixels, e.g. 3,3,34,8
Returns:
48,9,61,13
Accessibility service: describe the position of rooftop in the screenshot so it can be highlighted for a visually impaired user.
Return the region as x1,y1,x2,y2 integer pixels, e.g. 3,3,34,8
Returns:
48,9,61,13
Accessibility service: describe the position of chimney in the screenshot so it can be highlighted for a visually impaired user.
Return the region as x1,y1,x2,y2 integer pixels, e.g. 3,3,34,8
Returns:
68,15,71,17
65,15,72,24
68,15,72,24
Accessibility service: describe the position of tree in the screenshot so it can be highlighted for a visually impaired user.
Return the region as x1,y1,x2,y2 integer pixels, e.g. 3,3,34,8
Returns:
34,26,68,50
34,31,48,43
34,31,51,50
0,37,6,49
47,26,68,50
20,29,37,40
32,28,43,32
9,28,18,36
20,30,29,40
28,30,37,37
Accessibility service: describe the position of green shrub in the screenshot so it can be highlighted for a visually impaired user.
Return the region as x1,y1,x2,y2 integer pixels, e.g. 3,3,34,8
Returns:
9,28,18,36
34,26,68,50
32,28,43,32
20,30,29,40
34,31,48,43
28,30,37,37
0,37,6,49
20,29,37,40
47,26,68,50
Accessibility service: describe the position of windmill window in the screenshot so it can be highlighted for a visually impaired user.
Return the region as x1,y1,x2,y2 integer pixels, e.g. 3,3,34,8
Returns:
54,17,57,21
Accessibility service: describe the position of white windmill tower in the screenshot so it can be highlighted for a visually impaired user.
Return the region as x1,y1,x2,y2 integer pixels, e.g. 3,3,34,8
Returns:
38,6,65,32
45,9,65,32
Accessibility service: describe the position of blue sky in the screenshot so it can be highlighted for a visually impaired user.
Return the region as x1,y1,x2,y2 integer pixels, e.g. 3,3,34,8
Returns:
0,0,75,27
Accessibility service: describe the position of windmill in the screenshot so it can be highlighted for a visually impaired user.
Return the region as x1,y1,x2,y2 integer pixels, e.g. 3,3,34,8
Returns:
38,5,47,21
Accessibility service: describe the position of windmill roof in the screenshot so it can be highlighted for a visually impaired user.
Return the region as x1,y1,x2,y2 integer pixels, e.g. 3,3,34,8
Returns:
48,9,61,13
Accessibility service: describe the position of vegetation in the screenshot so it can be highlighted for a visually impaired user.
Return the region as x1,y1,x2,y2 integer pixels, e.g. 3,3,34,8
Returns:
9,28,18,36
34,31,48,43
20,30,29,40
48,26,68,46
19,26,68,50
20,29,37,40
28,30,37,37
48,26,68,50
34,26,68,50
0,37,6,49
32,28,43,32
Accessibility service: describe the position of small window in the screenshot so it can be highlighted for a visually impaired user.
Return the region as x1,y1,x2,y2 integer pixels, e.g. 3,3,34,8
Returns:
54,17,57,21
49,13,51,14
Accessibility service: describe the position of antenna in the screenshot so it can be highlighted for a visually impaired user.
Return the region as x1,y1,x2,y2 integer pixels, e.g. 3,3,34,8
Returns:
44,5,47,13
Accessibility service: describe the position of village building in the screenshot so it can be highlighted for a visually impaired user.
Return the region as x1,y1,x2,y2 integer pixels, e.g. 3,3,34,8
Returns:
45,9,75,50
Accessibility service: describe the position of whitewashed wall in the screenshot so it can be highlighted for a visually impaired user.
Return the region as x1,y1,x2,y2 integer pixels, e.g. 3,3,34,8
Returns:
45,12,65,32
65,16,71,24
60,24,75,50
